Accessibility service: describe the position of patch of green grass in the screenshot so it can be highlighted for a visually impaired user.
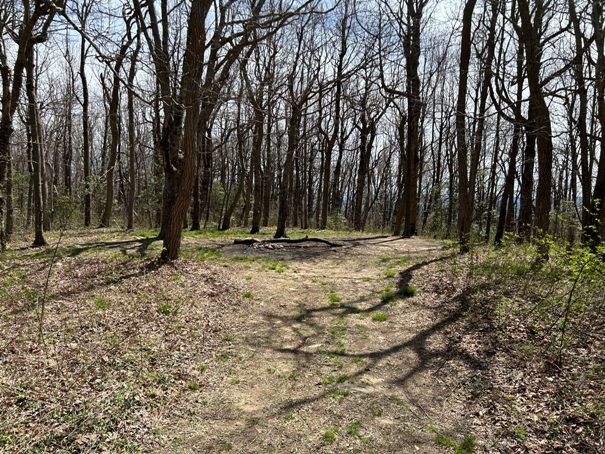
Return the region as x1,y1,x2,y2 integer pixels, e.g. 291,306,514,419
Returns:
183,228,272,240
223,334,236,343
198,364,207,373
352,356,365,365
133,229,158,238
512,426,527,440
429,426,476,454
398,285,417,297
384,270,396,278
187,382,201,391
287,371,298,380
328,291,343,305
380,285,416,305
327,388,351,401
390,394,407,407
322,427,338,444
371,313,389,322
242,291,253,298
283,413,295,421
380,287,396,303
0,432,17,447
346,421,362,436
328,325,347,337
216,441,234,451
94,296,109,309
325,353,344,369
262,261,289,273
183,246,222,262
1,269,24,287
230,255,262,263
215,353,232,362
322,375,350,385
157,302,175,315
246,416,260,426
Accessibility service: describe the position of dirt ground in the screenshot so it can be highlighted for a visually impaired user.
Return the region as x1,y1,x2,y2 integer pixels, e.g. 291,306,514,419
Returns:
5,229,602,452
1,231,486,453
165,235,480,453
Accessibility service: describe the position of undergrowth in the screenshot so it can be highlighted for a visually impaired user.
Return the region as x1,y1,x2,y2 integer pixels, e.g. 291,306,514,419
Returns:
0,250,241,452
455,237,605,452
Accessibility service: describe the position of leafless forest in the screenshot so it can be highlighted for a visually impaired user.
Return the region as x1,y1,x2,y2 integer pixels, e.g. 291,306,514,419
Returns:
4,1,605,452
0,0,604,257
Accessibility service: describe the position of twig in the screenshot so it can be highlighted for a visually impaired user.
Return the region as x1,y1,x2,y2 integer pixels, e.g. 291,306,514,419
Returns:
37,228,66,346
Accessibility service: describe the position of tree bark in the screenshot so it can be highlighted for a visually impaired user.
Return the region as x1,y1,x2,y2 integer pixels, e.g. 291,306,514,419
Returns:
126,38,140,230
100,33,133,228
25,45,47,246
455,0,478,252
585,1,605,249
518,0,553,252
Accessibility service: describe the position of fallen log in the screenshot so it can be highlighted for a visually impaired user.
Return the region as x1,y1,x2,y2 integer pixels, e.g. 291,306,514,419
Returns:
234,236,342,247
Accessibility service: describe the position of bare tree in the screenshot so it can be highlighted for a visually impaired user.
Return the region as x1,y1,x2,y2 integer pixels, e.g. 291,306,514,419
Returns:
0,0,60,250
99,12,137,228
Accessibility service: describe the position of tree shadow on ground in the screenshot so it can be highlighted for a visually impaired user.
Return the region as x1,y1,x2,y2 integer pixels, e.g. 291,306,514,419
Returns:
242,255,484,416
17,237,159,261
5,238,164,315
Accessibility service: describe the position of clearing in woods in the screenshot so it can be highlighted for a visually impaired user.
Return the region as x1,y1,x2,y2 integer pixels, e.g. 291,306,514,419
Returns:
0,230,483,453
169,233,480,452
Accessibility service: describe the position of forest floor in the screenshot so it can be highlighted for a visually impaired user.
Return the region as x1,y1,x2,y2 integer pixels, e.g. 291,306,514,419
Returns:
168,233,480,453
2,228,603,453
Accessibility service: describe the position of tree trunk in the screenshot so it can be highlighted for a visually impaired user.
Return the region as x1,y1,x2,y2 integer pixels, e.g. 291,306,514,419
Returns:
455,0,478,251
126,40,140,230
518,0,553,253
585,0,605,249
275,105,301,238
100,35,132,228
250,102,264,234
159,0,207,260
401,0,424,238
25,45,46,246
495,22,524,245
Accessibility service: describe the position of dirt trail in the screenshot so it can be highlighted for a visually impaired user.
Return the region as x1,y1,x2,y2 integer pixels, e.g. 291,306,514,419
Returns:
167,236,474,453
